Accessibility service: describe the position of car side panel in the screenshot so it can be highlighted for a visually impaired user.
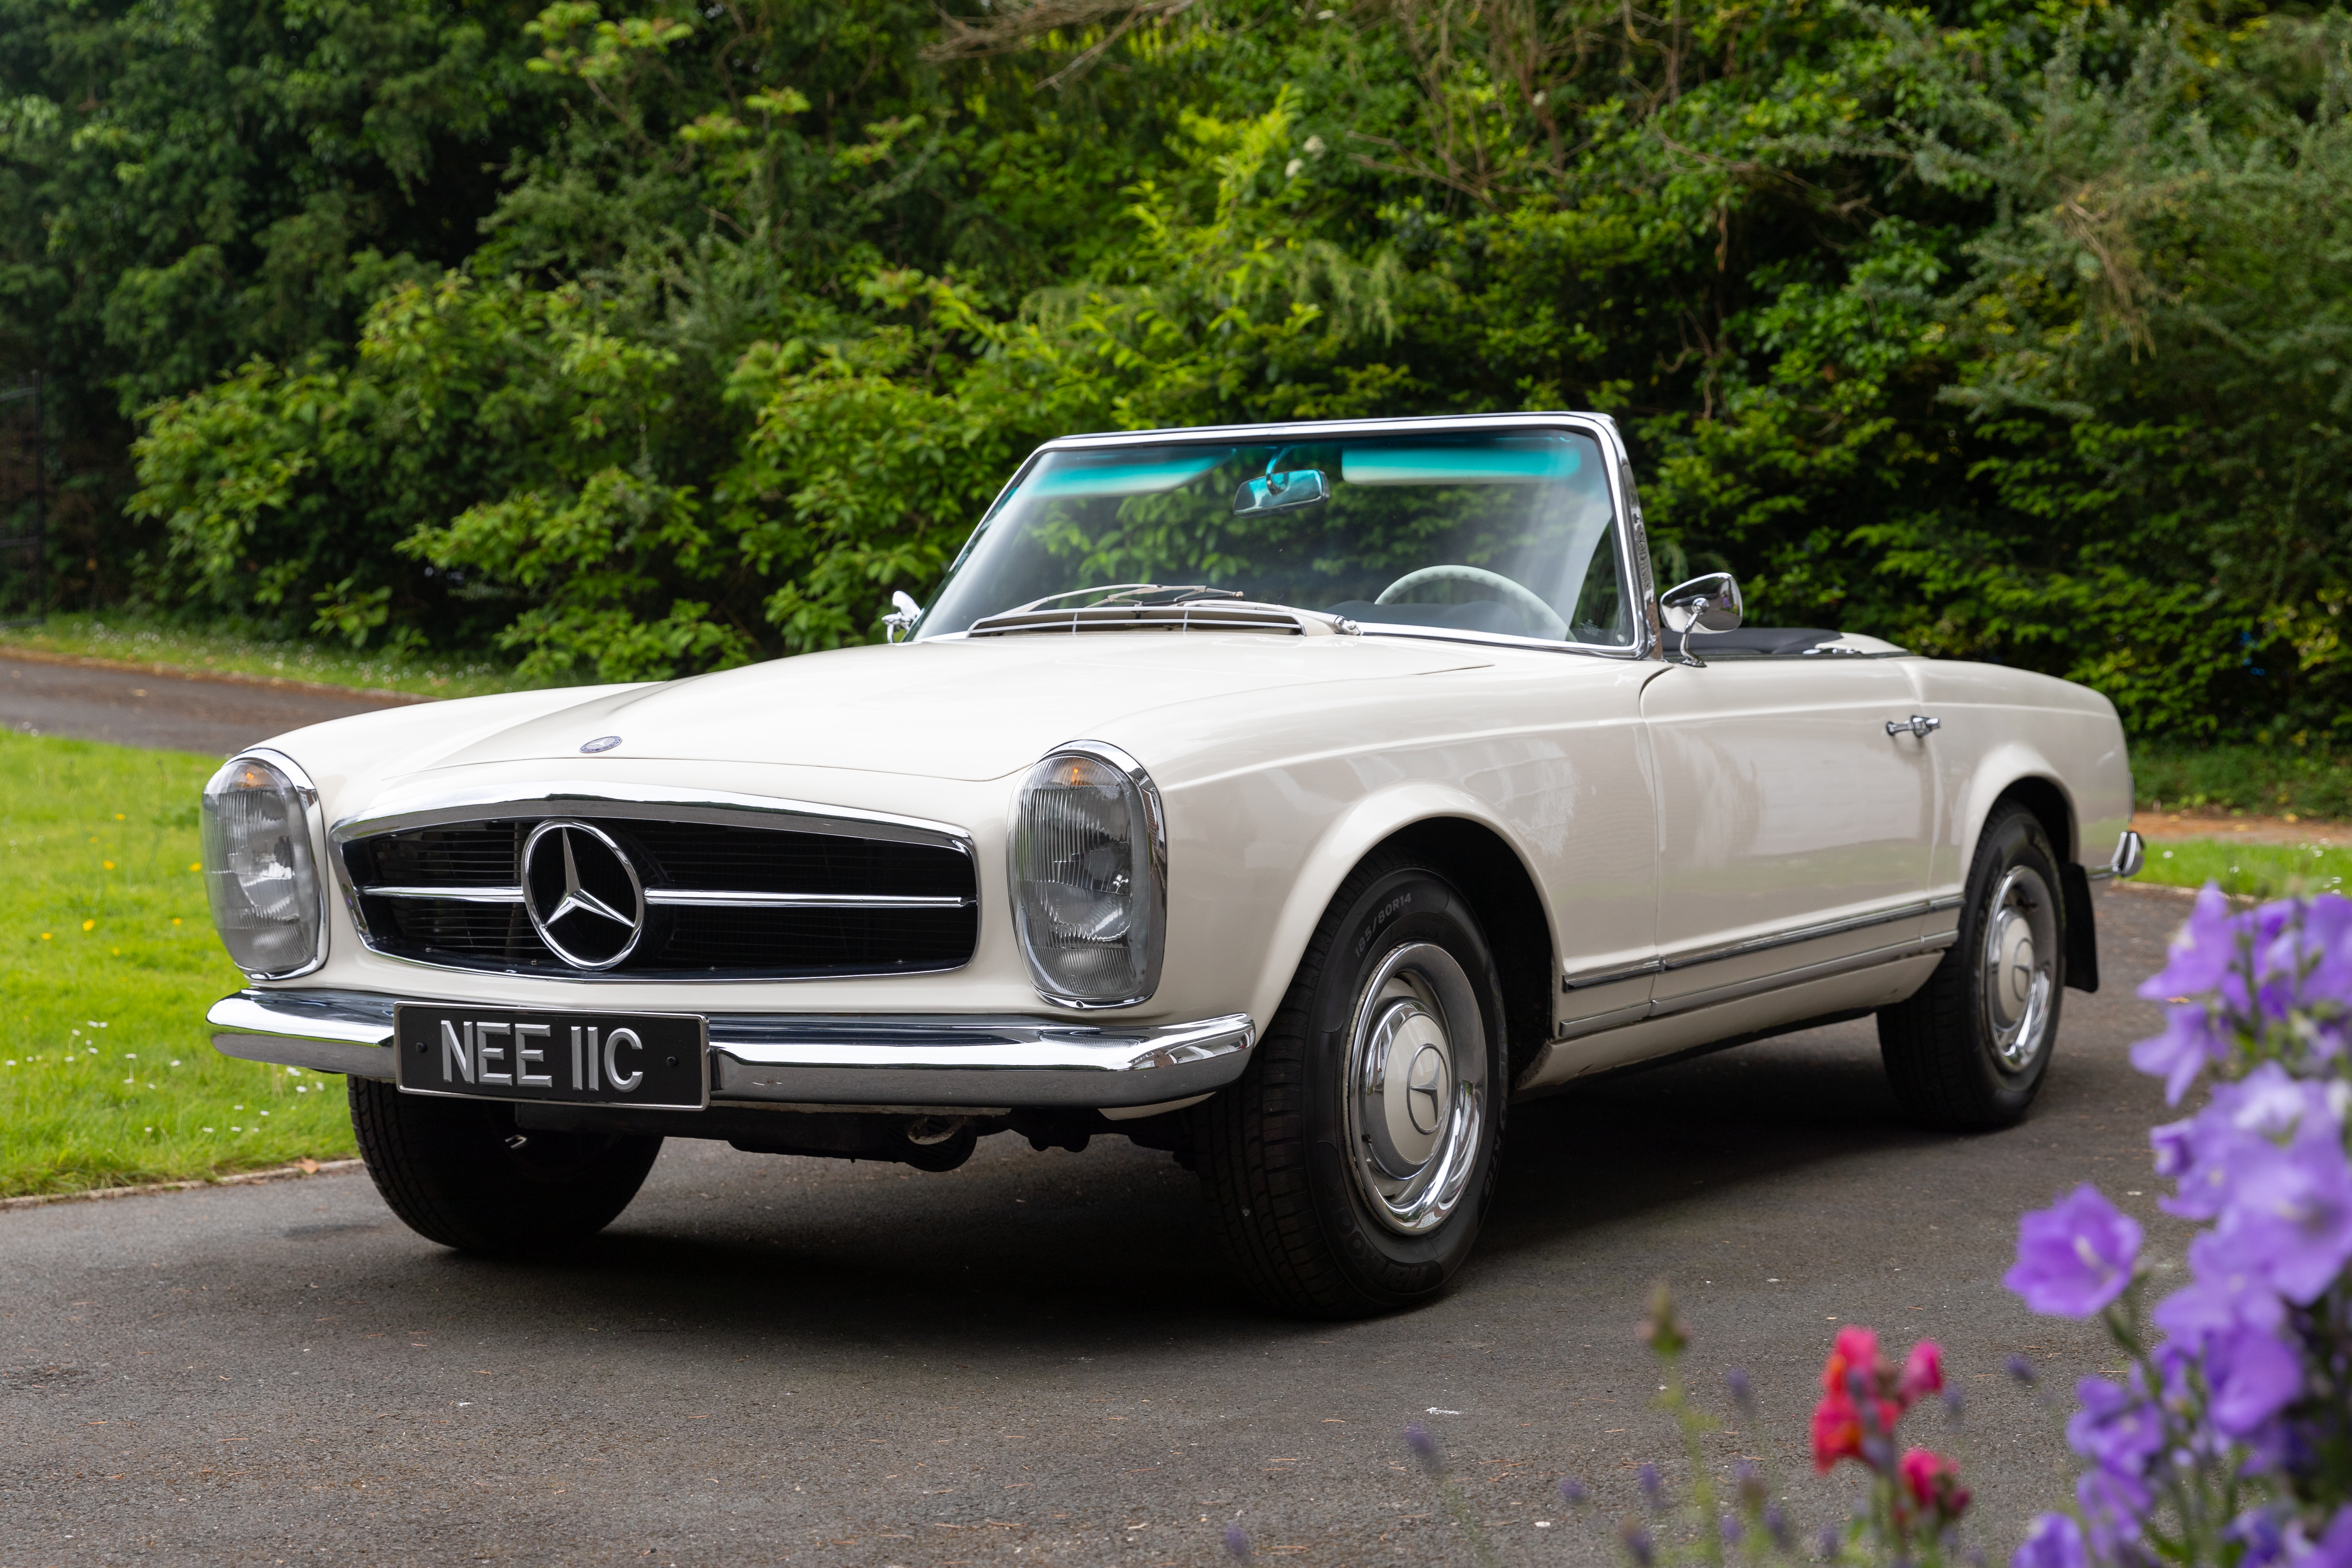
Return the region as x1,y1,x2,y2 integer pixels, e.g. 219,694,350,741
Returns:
1126,656,1659,1041
1906,662,2134,892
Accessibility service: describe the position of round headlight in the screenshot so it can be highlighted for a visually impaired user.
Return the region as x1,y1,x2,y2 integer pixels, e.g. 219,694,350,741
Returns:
201,753,326,979
1010,744,1166,1007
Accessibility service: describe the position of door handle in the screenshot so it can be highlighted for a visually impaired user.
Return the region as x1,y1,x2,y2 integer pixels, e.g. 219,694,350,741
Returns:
1886,714,1941,739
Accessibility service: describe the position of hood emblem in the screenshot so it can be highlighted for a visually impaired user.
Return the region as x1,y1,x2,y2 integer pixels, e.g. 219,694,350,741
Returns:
580,735,622,753
521,820,645,970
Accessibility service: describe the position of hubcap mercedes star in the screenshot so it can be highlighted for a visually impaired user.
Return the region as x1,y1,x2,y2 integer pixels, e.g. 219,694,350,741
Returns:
1981,865,2057,1070
521,820,647,971
1343,942,1487,1235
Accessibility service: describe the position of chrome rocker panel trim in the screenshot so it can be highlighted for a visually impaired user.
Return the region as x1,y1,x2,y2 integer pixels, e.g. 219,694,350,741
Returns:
208,989,1255,1109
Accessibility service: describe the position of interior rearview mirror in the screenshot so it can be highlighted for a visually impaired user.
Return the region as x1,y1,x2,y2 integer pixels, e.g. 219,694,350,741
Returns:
1232,468,1329,515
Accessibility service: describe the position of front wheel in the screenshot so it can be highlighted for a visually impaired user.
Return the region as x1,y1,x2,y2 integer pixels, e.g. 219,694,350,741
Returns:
1193,854,1507,1317
1878,801,2066,1130
349,1077,663,1252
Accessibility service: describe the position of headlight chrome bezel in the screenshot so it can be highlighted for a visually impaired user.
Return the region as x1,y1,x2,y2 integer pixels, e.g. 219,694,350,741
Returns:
201,747,330,981
1009,740,1167,1010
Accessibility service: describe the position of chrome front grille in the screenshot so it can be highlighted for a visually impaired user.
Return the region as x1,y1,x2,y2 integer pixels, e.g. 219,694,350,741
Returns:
339,810,978,980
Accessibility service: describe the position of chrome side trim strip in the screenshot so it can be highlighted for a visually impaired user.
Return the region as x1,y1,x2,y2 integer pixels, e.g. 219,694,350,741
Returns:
1563,898,1951,992
207,990,1254,1109
1562,958,1664,991
1548,933,1954,1045
1659,899,1935,972
1648,933,1949,1020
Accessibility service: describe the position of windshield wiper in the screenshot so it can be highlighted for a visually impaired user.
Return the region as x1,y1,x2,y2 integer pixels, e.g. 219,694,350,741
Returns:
1005,584,1248,614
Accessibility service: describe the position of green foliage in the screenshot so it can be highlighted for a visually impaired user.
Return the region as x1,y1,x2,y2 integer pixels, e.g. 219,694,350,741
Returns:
5,0,2350,732
2134,739,2352,821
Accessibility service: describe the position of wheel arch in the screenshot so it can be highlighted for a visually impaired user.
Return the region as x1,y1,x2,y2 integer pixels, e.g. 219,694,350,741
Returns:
1969,762,2098,994
1243,786,1559,1083
1380,817,1555,1087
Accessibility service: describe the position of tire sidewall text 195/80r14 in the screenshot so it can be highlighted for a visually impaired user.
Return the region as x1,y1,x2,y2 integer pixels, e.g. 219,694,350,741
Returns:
1195,853,1508,1317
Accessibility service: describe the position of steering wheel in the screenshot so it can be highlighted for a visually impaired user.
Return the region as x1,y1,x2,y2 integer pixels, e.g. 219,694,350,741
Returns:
1374,565,1568,640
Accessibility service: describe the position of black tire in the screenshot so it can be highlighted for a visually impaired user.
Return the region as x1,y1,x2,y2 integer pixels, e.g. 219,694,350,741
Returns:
348,1077,663,1252
1878,801,2067,1130
1193,852,1508,1318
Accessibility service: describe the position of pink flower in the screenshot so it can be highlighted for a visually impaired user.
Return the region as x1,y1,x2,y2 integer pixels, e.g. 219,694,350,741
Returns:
1812,1326,1902,1472
1821,1325,1882,1396
1811,1392,1865,1472
1899,1340,1943,1405
1898,1447,1970,1525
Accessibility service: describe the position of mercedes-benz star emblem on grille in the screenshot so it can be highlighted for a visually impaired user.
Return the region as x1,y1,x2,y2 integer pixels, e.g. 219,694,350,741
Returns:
521,820,646,970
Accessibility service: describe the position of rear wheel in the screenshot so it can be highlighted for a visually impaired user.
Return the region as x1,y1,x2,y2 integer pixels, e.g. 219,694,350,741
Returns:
1878,801,2066,1130
1193,853,1507,1317
349,1077,662,1252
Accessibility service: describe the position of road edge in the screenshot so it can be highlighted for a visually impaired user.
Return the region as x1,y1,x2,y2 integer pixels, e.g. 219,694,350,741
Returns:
0,1158,365,1212
0,644,436,706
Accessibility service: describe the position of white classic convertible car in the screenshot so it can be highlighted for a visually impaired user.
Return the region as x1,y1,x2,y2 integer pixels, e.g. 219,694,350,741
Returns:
202,413,2143,1316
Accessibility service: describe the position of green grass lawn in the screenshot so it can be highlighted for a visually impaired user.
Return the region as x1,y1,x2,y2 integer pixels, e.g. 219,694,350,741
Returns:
2132,838,2347,902
0,732,356,1197
0,611,537,700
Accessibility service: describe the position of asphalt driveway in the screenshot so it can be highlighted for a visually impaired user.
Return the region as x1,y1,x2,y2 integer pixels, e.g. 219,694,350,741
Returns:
1,884,2190,1567
0,654,414,757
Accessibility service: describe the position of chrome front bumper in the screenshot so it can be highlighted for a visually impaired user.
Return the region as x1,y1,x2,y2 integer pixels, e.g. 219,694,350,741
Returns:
208,990,1256,1110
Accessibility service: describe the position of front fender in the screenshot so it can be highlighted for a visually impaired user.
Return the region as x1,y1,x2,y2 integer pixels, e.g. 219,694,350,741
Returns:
1171,771,1543,1043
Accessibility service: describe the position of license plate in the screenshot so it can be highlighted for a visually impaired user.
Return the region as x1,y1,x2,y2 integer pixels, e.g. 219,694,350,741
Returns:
393,1005,708,1110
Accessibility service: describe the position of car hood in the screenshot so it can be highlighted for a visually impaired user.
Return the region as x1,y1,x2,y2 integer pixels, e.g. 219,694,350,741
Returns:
415,635,1497,783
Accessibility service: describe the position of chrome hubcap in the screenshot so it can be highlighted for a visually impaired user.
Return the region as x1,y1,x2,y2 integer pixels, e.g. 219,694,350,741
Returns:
1343,942,1486,1235
1982,866,2056,1070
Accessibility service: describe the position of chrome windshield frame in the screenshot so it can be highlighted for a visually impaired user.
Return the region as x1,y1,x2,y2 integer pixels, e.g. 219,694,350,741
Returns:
908,412,1658,663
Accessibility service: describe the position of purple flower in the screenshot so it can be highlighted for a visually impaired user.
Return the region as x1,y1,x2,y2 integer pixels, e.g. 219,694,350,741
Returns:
1725,1366,1754,1413
2297,1505,2352,1568
2078,1466,2148,1550
1222,1521,1252,1561
1721,1513,1743,1544
2005,1353,2038,1385
2131,1004,2227,1103
2152,1241,2286,1344
2205,1325,2303,1436
1762,1503,1793,1551
2261,896,2352,1016
2006,1185,2143,1317
2066,1376,2164,1484
1558,1475,1588,1506
2206,1133,2352,1303
2013,1513,2087,1568
1637,1462,1664,1506
1621,1520,1655,1566
2229,1507,2290,1567
2139,884,2245,1003
1402,1422,1443,1476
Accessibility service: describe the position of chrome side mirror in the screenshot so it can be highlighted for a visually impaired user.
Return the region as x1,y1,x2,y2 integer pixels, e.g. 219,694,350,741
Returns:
1659,572,1743,666
883,589,923,645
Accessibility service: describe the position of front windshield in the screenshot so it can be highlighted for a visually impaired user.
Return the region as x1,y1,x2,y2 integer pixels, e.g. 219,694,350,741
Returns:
919,429,1634,647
